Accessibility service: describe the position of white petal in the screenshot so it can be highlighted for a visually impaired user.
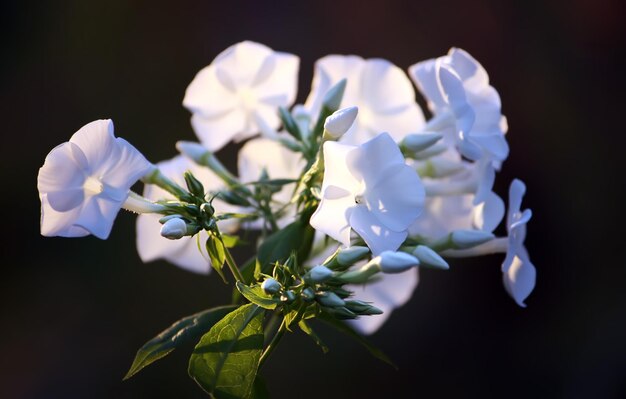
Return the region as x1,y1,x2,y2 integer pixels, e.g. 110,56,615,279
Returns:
68,119,116,173
309,195,353,247
349,206,407,255
40,194,90,237
37,142,87,194
448,48,490,92
72,197,120,239
347,132,404,185
348,267,419,334
473,191,504,232
359,59,422,115
136,214,211,274
409,195,474,238
191,110,247,152
507,179,527,229
183,64,239,119
321,141,361,193
366,164,424,232
438,66,475,141
213,41,275,87
305,55,365,117
408,59,447,111
502,253,536,307
97,137,151,188
253,52,299,107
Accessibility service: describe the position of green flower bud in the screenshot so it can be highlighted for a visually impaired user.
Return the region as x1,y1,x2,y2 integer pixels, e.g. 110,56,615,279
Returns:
184,171,205,197
316,291,345,308
336,246,370,266
307,265,334,283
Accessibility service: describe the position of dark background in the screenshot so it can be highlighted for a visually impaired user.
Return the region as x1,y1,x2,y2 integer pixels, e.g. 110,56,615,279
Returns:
2,0,625,398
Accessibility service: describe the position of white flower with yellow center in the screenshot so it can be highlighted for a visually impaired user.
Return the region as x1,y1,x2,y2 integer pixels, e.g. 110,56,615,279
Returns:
38,119,152,239
183,41,299,151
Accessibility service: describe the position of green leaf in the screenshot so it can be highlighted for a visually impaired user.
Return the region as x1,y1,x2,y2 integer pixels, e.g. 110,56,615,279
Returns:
236,281,281,310
207,235,227,283
124,305,237,380
221,234,239,248
257,218,315,273
189,304,265,399
298,320,328,354
318,311,397,369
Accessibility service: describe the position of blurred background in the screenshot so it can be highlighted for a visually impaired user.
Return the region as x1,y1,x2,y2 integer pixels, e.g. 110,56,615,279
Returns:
2,0,625,397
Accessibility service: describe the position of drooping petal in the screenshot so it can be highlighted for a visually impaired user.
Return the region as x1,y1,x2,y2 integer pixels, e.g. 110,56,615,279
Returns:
348,267,419,334
472,191,504,232
507,179,526,230
502,253,536,307
349,206,407,255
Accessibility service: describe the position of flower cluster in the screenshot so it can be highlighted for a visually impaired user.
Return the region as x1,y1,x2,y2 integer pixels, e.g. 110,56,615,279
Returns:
38,41,535,397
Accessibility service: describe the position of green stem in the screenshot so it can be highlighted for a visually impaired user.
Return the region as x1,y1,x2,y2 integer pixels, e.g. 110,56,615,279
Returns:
224,246,245,283
259,318,287,369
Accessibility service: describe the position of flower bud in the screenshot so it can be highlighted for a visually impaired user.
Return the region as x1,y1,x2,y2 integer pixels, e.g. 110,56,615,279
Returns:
377,251,420,274
322,79,347,111
316,291,345,308
176,141,209,163
344,300,383,315
261,278,281,295
450,230,494,249
301,287,315,301
336,246,370,266
401,132,442,153
324,106,358,139
281,290,296,303
413,245,449,270
184,171,205,197
160,218,187,240
327,306,357,320
307,265,334,283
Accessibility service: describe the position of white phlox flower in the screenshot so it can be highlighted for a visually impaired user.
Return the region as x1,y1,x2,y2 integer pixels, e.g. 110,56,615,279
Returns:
136,155,239,274
310,132,424,255
305,55,425,145
38,119,152,239
409,48,508,163
183,41,299,151
502,179,535,307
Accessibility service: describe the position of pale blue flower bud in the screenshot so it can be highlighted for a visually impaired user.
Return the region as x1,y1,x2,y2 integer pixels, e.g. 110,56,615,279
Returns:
451,230,495,249
160,218,187,240
401,132,442,153
308,265,334,283
413,245,449,270
378,251,420,273
301,287,315,301
261,278,281,295
324,106,358,139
